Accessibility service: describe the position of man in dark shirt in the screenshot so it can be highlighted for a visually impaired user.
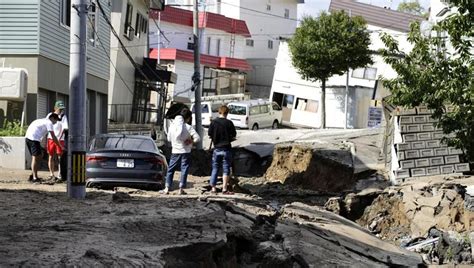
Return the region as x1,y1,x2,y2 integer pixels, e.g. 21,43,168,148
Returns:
208,105,237,194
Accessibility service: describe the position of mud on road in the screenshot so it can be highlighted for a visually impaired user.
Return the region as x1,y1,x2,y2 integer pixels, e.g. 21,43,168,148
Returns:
0,170,424,267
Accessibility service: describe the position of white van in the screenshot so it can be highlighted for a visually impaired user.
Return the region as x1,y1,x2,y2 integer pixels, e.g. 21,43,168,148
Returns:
190,101,223,126
227,99,282,130
190,94,247,127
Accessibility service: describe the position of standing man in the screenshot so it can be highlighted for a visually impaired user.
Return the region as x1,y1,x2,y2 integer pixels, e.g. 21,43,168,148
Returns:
161,108,200,195
46,100,68,181
208,105,236,194
25,113,62,183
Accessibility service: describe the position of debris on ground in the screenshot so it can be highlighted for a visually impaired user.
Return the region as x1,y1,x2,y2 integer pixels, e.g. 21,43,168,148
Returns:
402,228,472,265
0,186,423,267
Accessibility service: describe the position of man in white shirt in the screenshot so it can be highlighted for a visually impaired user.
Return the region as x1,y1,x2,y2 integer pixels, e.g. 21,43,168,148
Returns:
25,113,62,183
160,108,200,195
46,101,68,181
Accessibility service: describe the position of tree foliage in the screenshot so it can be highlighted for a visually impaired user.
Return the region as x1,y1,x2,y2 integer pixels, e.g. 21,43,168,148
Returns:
381,0,474,160
288,11,372,128
397,0,426,16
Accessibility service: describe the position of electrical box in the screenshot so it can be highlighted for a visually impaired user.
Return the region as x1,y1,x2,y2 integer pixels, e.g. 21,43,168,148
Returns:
0,68,28,100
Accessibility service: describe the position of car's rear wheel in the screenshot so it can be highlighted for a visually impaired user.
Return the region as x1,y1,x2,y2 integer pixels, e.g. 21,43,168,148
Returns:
252,123,259,130
272,120,279,129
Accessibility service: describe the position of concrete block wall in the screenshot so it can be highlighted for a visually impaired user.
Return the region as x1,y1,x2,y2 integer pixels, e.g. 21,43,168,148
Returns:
393,105,471,181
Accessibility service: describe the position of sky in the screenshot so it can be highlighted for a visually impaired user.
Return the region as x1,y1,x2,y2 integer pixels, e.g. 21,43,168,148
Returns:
298,0,431,18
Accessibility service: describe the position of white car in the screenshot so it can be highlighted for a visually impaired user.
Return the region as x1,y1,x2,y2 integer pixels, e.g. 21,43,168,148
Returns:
227,99,282,130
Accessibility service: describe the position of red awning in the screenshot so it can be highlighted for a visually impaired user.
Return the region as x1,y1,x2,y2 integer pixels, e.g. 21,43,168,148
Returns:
149,48,251,71
150,7,251,37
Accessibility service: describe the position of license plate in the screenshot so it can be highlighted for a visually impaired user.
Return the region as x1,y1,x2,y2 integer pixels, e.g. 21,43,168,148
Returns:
117,159,134,168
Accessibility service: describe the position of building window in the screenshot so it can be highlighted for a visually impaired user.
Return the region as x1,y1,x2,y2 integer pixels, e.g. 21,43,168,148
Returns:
135,13,146,38
284,8,290,18
141,16,148,33
124,2,133,35
352,67,377,80
60,0,71,27
272,93,294,109
216,39,221,56
246,39,254,47
268,40,273,49
206,37,211,54
266,4,271,11
296,98,318,113
87,1,97,46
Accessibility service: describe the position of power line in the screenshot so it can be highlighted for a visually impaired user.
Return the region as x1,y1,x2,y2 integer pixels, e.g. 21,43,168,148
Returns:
96,0,166,98
150,12,171,43
87,12,135,97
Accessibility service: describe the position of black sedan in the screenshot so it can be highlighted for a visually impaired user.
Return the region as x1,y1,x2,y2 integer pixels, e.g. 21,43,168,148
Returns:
86,134,167,190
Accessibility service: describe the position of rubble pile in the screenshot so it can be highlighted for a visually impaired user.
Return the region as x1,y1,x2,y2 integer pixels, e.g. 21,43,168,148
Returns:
264,143,355,192
358,182,472,238
323,178,474,265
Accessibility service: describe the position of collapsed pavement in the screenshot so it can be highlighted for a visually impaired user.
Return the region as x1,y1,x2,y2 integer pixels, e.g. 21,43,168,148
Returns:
0,188,423,267
323,176,474,265
240,136,473,265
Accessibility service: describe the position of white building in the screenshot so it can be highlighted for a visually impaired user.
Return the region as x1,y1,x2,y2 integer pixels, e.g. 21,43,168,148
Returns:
270,0,423,129
429,0,454,23
149,6,251,101
162,0,303,97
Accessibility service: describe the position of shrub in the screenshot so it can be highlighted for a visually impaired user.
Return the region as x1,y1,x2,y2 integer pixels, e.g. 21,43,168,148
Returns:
0,121,27,137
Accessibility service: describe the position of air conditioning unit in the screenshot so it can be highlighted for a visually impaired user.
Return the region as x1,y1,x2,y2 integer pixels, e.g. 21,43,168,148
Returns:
125,26,135,41
0,68,28,101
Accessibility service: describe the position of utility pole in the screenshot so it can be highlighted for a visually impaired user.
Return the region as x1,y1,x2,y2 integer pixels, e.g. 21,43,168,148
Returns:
68,0,87,199
157,12,161,64
344,9,352,130
193,0,203,149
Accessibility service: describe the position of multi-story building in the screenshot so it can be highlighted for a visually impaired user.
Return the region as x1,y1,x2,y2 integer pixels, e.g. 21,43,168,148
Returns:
149,6,251,101
0,0,110,135
107,0,175,125
270,0,423,128
159,0,303,98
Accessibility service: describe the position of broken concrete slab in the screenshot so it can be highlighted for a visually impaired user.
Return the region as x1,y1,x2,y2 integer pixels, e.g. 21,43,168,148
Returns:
359,179,473,244
278,202,423,267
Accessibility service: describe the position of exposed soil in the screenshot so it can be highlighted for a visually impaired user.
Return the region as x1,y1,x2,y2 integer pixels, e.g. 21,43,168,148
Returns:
0,168,423,267
1,130,471,266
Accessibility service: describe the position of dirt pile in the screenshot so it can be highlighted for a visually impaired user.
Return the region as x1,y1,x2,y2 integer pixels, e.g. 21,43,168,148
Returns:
264,143,355,192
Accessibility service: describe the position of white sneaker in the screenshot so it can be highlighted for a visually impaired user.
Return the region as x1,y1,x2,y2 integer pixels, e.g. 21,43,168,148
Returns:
159,187,169,195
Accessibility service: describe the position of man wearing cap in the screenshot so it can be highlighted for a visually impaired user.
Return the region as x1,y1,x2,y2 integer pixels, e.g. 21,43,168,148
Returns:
46,100,69,181
25,113,62,183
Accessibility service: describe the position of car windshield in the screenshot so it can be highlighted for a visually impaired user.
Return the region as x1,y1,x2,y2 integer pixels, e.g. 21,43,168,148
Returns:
228,104,246,115
90,136,156,152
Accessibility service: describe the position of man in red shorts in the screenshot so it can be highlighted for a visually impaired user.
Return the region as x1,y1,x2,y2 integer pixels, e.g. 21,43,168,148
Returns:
46,100,68,181
25,113,62,183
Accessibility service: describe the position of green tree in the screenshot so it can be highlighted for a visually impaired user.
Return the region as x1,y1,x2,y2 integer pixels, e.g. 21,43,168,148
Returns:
397,0,426,16
288,11,372,128
381,0,474,160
